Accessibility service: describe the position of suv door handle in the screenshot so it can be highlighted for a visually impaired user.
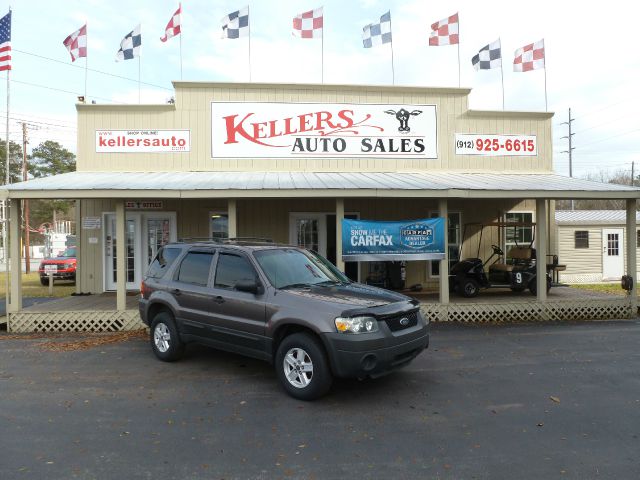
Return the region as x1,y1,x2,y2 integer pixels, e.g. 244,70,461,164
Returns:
172,288,182,296
214,296,225,304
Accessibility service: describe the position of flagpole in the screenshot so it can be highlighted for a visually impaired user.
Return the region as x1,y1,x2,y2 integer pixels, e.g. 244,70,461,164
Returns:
4,9,11,312
499,38,505,110
247,4,252,82
321,29,324,84
543,39,548,112
388,12,395,85
456,15,461,88
179,25,183,80
138,55,141,103
84,22,88,100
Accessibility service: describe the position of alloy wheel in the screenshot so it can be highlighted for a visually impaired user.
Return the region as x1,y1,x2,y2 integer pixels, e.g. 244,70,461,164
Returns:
283,347,314,388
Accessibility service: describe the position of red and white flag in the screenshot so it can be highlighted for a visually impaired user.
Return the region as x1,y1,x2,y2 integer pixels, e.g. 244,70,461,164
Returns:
160,3,182,42
429,13,458,46
62,24,87,62
514,39,545,72
293,7,323,38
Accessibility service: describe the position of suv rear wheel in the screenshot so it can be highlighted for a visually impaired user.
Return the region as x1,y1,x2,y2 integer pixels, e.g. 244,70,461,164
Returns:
275,333,332,401
150,312,184,362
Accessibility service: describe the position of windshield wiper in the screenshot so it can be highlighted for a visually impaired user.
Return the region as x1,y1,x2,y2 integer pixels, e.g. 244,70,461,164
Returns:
315,280,348,286
279,282,314,290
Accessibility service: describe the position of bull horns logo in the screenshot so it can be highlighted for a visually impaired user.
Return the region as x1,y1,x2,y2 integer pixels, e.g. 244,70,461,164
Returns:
384,108,422,133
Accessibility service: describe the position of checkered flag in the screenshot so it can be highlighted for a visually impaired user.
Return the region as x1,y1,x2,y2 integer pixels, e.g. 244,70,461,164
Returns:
160,4,181,42
514,39,545,72
63,24,87,62
362,11,392,48
472,39,501,70
116,24,141,61
293,7,323,38
429,13,458,46
221,6,249,39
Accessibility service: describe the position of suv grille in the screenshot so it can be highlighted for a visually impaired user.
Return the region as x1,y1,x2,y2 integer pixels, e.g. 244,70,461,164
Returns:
384,310,419,332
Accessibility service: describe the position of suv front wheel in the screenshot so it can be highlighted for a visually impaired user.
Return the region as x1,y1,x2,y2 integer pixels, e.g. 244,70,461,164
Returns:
150,312,185,362
275,333,333,401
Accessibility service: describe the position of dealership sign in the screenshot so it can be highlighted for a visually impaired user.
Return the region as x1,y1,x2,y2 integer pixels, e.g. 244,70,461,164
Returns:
96,130,190,153
211,102,437,159
342,218,445,261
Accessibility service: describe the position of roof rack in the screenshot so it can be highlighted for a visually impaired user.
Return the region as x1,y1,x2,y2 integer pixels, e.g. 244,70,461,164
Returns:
172,237,298,247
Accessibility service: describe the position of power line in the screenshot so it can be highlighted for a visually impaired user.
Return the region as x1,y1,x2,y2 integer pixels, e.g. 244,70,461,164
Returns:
579,128,640,149
13,49,173,92
7,78,122,104
0,114,76,130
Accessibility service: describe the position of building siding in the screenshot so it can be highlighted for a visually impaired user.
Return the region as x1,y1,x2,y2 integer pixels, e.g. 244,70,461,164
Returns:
77,83,553,174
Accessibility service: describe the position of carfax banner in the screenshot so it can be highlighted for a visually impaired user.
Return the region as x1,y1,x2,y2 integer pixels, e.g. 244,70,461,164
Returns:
211,102,437,159
342,218,446,261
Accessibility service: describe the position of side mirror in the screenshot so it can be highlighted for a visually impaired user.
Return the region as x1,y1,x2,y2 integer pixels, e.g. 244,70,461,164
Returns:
235,278,263,295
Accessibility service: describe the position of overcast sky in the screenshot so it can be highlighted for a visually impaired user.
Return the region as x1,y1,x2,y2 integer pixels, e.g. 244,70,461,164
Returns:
2,0,638,179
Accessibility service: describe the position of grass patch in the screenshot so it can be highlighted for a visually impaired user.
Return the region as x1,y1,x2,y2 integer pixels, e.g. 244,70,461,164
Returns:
0,272,76,298
569,283,631,296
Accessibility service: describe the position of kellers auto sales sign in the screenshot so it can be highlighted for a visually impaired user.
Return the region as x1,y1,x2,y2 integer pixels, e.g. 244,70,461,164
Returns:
211,102,437,159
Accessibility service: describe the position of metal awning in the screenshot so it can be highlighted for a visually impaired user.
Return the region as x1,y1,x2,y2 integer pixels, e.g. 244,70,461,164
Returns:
2,171,639,199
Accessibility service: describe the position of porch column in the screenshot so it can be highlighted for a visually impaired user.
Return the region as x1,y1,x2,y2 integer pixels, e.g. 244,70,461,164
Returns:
626,199,637,312
7,200,22,313
438,199,449,305
536,199,548,302
115,200,126,311
75,199,82,295
228,199,237,238
336,198,345,272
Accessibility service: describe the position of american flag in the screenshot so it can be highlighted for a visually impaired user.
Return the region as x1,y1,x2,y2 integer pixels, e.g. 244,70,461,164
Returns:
0,11,11,72
429,13,458,46
63,24,87,62
293,7,323,38
514,39,545,72
161,4,182,42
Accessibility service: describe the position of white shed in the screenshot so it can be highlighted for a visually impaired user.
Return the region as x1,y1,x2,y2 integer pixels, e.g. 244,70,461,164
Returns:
556,210,640,283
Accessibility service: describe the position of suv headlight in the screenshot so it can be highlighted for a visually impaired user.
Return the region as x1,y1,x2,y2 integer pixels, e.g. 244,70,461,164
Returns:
335,316,378,334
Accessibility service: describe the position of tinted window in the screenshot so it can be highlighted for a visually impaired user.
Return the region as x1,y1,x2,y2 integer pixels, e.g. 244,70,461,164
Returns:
574,231,589,249
254,248,347,289
215,253,256,288
176,252,214,286
147,247,181,278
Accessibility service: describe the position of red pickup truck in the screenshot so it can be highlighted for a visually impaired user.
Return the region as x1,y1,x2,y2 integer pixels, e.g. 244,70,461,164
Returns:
38,247,77,286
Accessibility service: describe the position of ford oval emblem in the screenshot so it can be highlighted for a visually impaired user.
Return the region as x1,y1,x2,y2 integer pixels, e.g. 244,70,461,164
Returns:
399,317,409,326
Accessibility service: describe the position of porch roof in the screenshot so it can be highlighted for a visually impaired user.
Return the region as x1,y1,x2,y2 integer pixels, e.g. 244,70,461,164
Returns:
2,171,639,200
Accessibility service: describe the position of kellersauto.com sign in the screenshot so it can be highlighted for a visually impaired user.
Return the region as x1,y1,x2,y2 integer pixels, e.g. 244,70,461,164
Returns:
211,102,438,159
96,130,190,153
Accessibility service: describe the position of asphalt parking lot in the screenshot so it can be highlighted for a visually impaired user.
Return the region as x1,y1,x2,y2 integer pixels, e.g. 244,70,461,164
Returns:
1,321,639,480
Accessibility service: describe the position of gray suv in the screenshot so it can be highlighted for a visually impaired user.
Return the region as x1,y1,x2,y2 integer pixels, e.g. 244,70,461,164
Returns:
139,241,429,400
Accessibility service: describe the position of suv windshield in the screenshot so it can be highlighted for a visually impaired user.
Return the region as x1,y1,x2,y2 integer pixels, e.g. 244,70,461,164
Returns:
58,248,76,258
254,248,349,289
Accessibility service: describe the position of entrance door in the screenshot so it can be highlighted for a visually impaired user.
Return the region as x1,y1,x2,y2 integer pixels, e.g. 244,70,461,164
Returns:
143,213,177,271
289,213,327,256
602,228,624,280
105,213,142,290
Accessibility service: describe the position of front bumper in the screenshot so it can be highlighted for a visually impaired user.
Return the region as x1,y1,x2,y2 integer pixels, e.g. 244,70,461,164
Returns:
321,321,429,379
39,270,76,280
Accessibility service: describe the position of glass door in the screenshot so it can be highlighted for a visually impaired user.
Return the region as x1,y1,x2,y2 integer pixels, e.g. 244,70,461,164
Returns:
289,213,327,257
104,213,142,291
142,213,177,273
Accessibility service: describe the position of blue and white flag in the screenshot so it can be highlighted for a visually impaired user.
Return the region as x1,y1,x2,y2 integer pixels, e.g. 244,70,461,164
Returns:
221,6,249,39
362,11,392,48
116,24,141,61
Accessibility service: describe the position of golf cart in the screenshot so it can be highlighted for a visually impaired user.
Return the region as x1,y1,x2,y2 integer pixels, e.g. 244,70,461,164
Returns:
449,221,552,298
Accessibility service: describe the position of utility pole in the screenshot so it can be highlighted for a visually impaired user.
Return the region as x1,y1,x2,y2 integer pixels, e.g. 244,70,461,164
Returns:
561,108,576,210
632,161,635,187
21,122,30,274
